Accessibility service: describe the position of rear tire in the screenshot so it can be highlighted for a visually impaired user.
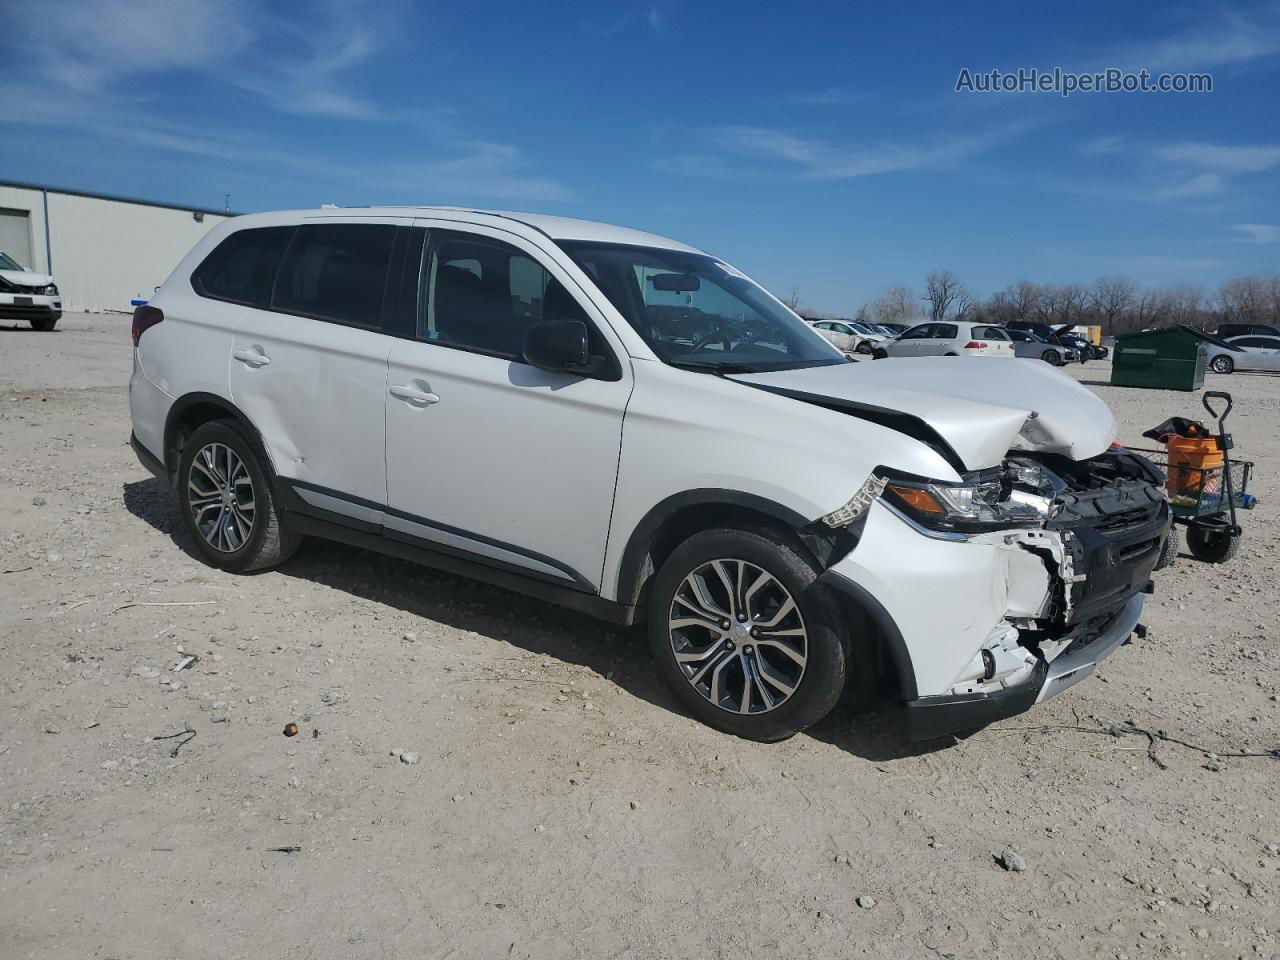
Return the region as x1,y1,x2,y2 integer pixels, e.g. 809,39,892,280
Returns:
177,420,299,573
646,528,848,742
1211,355,1234,374
1185,525,1241,563
29,315,58,331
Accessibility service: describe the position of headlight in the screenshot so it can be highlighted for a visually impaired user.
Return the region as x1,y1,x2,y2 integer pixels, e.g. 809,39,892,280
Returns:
881,459,1063,533
45,284,58,295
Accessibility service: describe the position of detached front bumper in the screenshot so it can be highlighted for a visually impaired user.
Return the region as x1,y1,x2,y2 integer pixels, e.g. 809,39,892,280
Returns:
819,494,1163,740
903,593,1144,740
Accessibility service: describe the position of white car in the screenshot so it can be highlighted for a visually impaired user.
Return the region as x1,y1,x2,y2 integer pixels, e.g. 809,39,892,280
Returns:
808,318,873,357
129,207,1167,742
0,251,62,330
1207,335,1280,374
878,321,1014,359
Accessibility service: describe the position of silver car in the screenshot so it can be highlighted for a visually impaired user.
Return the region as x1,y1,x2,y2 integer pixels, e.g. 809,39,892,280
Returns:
1207,335,1280,374
1005,328,1076,366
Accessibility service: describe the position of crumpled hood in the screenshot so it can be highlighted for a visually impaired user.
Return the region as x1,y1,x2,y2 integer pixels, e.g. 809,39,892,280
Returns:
0,269,54,287
730,357,1117,471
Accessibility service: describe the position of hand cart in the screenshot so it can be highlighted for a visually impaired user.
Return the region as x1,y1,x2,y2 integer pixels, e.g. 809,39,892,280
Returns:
1134,391,1256,565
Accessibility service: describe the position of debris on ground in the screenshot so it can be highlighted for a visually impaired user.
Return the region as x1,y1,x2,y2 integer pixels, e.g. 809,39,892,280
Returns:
998,848,1027,872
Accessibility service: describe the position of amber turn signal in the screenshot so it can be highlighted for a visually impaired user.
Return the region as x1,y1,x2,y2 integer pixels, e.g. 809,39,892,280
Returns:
886,483,947,516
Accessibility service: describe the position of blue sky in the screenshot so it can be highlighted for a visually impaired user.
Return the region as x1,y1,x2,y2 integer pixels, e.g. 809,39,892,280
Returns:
2,0,1279,313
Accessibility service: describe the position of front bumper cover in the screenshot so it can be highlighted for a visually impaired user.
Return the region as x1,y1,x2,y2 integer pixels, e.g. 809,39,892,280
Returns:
903,593,1144,740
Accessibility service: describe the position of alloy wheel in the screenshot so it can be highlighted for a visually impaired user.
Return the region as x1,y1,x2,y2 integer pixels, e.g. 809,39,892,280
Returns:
1211,356,1233,374
668,558,808,715
187,442,256,553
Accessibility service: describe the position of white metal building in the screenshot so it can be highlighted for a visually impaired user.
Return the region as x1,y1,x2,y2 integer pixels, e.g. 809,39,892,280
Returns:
0,180,232,313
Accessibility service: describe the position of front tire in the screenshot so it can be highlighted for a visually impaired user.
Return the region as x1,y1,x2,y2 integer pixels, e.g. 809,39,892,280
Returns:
872,348,888,360
646,528,848,742
1154,523,1180,570
177,420,299,573
1211,355,1234,374
29,315,58,331
1041,349,1060,365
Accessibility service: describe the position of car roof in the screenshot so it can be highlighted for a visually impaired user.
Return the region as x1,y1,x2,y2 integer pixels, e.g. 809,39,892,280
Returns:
225,206,706,254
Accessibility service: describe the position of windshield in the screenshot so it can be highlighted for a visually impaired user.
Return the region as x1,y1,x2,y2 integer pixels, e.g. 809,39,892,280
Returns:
871,324,896,337
0,252,24,271
558,242,845,373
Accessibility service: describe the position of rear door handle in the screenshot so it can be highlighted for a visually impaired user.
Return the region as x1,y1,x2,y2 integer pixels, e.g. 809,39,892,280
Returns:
234,348,271,368
389,384,440,407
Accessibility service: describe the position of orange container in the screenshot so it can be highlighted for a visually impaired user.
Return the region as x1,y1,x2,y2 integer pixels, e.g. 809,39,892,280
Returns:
1166,435,1223,496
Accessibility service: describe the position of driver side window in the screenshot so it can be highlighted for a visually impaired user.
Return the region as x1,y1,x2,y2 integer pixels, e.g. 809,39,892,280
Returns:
419,231,599,360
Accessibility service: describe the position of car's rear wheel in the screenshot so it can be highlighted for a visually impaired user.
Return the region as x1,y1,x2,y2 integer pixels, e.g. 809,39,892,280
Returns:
646,528,848,741
1041,349,1060,365
29,315,58,331
1211,355,1234,374
177,420,299,573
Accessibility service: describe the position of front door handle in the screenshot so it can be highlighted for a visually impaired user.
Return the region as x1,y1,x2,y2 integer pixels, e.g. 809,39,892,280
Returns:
234,348,271,368
389,384,441,407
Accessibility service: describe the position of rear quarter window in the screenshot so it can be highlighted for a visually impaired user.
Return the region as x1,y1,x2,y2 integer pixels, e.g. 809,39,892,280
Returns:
190,226,295,307
271,223,397,329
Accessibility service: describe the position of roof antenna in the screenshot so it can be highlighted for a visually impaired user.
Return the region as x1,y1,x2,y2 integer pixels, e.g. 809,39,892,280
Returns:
224,191,230,212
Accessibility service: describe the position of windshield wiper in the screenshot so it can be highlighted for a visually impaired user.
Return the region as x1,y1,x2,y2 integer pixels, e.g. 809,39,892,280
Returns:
665,360,760,375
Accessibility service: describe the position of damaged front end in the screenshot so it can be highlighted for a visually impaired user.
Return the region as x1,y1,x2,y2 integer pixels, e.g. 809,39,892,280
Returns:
820,448,1170,740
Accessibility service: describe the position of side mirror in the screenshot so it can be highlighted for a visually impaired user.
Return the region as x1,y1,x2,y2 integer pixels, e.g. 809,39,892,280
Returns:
524,319,597,375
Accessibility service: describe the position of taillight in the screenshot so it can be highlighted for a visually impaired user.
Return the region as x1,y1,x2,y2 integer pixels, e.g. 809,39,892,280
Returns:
964,340,986,349
132,305,164,346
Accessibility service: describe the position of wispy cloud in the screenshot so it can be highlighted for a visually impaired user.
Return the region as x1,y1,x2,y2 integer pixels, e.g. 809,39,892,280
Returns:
660,123,1029,182
1157,142,1280,174
1233,223,1280,243
0,0,572,205
1105,6,1280,72
784,88,868,107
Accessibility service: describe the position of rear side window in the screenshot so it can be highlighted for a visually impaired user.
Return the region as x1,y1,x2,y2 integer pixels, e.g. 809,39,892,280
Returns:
974,326,1008,340
191,226,294,307
272,223,396,329
1234,337,1263,348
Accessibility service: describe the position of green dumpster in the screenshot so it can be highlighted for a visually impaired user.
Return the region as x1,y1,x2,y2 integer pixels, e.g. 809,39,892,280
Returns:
1110,325,1219,391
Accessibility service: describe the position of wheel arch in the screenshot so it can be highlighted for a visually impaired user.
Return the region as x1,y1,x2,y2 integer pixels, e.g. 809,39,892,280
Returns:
163,392,277,485
615,489,823,621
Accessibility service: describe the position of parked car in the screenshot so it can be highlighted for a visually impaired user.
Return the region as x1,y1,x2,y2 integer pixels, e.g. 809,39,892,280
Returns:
1216,323,1280,340
875,322,909,335
808,318,872,357
0,250,62,330
1054,331,1098,362
1206,335,1280,374
1005,328,1075,365
876,321,1015,359
130,207,1167,743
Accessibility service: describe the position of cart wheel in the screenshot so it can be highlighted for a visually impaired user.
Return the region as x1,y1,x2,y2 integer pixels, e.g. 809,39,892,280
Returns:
1154,524,1180,570
1186,526,1242,563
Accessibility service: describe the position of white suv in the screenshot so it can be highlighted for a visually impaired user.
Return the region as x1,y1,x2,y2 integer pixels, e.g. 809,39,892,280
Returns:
129,208,1168,742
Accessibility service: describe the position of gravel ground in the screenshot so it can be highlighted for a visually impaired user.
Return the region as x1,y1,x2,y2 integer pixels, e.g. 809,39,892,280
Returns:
2,313,1278,959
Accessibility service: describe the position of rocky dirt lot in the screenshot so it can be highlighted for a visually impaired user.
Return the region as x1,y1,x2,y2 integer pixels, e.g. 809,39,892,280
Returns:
2,312,1278,960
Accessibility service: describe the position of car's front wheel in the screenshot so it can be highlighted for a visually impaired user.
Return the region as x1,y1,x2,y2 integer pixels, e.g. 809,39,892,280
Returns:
1041,349,1060,365
177,420,299,573
29,315,58,331
1211,355,1234,374
646,528,848,741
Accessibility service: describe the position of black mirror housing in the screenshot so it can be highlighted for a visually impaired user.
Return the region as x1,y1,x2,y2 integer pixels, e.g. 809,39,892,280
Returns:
524,319,593,374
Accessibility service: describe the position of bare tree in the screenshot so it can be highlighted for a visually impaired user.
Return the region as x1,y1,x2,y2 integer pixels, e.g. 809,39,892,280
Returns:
781,287,803,312
1164,284,1205,328
1090,277,1136,333
924,271,968,323
1219,275,1267,324
868,286,915,325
